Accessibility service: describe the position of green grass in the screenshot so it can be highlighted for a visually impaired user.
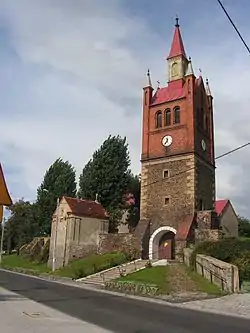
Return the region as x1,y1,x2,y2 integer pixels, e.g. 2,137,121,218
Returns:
0,254,50,274
54,252,127,279
0,251,128,280
117,264,224,296
184,266,224,295
118,266,171,293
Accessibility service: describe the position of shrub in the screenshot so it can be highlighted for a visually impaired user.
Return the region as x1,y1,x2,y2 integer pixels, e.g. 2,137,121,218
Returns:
192,238,250,282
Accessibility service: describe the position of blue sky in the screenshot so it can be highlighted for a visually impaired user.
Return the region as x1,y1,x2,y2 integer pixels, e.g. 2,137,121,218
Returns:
0,0,250,216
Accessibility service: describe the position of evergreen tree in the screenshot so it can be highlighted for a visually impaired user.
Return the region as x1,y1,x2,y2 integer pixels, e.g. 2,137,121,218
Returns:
78,135,131,230
36,158,77,235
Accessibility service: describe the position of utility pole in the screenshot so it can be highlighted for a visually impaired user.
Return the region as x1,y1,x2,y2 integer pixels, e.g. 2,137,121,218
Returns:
52,198,60,272
0,217,5,265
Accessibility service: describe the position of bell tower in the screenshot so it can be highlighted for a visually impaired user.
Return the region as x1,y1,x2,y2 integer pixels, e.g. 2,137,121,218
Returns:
137,19,216,260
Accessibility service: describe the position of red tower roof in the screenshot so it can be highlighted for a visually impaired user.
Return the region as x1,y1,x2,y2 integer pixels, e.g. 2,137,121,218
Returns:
167,18,187,60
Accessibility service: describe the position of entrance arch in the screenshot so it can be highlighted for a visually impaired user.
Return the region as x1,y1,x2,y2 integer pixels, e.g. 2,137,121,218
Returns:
149,226,177,260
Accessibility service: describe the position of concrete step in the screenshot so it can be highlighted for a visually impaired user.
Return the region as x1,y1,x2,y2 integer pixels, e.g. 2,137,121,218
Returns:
77,259,148,284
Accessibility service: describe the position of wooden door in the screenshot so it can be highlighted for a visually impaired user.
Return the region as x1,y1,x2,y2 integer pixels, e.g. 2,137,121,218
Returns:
158,240,172,259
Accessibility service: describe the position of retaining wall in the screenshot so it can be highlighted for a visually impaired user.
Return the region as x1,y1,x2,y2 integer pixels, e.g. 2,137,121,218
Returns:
183,248,239,293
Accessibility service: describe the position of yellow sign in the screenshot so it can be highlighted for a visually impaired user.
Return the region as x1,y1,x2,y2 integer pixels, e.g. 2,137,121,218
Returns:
0,163,12,206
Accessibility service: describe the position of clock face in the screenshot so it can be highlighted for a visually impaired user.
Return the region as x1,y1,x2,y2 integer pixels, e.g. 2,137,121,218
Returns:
162,135,172,147
201,140,206,151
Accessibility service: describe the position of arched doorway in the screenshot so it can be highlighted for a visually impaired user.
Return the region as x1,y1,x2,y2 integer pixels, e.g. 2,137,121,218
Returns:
158,231,175,259
149,226,177,260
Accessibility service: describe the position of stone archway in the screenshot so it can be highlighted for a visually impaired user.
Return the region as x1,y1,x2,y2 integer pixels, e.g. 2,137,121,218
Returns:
149,226,177,260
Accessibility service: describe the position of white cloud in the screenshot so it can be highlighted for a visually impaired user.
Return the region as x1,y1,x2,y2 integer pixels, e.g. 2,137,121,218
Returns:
1,0,250,217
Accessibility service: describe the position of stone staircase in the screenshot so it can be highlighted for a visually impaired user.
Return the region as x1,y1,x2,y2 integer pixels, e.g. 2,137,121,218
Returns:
76,259,149,286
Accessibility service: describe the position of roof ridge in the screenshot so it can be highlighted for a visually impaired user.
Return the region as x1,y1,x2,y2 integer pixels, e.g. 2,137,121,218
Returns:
64,196,100,205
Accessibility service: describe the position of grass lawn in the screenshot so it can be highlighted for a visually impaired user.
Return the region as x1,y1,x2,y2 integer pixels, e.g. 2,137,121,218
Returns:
0,254,50,274
54,252,127,279
118,266,171,293
118,264,223,296
0,252,128,280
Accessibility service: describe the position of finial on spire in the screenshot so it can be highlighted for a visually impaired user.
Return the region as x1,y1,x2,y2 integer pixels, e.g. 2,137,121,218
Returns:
147,69,152,87
205,78,212,96
175,15,179,27
157,80,160,89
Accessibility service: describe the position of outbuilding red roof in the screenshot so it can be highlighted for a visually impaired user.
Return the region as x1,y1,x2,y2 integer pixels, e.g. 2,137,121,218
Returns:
64,196,109,220
215,199,229,216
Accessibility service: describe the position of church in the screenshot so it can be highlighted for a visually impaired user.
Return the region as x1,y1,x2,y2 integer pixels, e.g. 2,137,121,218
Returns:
136,18,238,260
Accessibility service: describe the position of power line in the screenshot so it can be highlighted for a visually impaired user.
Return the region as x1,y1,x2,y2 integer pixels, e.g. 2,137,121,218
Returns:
216,0,250,54
141,141,250,189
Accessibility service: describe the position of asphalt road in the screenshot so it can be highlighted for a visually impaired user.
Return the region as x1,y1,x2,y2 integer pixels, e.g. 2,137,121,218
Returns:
0,269,249,333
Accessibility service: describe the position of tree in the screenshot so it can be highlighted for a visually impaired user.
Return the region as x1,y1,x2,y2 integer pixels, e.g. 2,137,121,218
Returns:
78,135,131,230
36,158,77,235
3,200,38,252
126,173,141,230
238,215,250,238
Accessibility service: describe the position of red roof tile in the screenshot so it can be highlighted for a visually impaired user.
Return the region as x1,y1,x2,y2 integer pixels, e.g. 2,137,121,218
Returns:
215,199,229,216
64,196,109,219
176,214,195,240
151,80,186,106
167,24,186,59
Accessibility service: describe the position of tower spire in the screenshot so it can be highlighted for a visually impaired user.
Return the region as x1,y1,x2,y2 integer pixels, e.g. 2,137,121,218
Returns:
167,17,187,60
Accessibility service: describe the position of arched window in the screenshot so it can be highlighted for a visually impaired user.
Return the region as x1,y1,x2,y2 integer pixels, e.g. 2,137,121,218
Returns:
174,106,180,124
171,62,178,77
164,109,171,126
155,111,162,128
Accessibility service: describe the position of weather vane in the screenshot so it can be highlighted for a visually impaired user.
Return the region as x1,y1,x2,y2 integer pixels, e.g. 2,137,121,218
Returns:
157,80,160,88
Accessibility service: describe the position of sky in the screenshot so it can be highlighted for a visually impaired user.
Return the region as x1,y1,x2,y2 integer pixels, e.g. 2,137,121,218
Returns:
0,0,250,217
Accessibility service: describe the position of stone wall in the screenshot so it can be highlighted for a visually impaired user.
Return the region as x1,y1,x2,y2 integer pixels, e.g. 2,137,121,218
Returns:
183,248,239,293
20,237,50,263
196,210,220,229
98,233,140,260
68,244,98,261
195,229,222,244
